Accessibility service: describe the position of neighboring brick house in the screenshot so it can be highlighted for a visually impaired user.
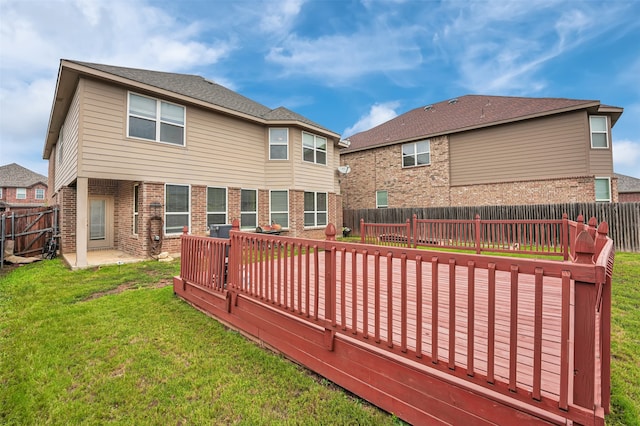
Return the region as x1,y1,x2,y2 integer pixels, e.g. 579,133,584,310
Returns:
340,95,623,209
43,60,345,268
615,173,640,202
0,163,48,211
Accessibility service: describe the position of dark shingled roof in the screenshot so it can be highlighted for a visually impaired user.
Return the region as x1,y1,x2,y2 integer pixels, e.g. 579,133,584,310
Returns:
0,163,47,187
614,173,640,193
69,60,332,132
343,95,606,152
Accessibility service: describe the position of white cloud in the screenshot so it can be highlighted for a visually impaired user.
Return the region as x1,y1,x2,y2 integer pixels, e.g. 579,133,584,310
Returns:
259,0,305,35
613,139,640,176
343,102,400,137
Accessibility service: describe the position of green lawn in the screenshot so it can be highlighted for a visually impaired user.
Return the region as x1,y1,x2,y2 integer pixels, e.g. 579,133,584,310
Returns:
1,253,638,425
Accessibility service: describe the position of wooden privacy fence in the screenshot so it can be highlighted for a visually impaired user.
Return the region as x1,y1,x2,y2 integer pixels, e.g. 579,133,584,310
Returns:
361,214,572,259
1,207,59,266
345,202,640,252
175,215,614,426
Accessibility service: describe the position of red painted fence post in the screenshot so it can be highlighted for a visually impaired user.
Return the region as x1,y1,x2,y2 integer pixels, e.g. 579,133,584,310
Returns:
475,214,481,254
562,213,569,261
324,223,337,351
360,218,365,244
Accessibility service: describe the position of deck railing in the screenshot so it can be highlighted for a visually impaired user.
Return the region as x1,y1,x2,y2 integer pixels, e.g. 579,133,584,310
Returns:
179,215,614,425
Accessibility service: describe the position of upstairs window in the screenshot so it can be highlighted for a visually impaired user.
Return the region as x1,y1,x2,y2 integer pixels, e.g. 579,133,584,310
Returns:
376,190,388,208
269,128,288,160
270,190,289,228
165,184,190,234
590,116,608,148
35,188,45,200
128,92,185,146
304,191,327,227
241,189,257,229
207,187,227,226
16,188,27,199
595,177,611,202
303,132,327,165
402,140,430,167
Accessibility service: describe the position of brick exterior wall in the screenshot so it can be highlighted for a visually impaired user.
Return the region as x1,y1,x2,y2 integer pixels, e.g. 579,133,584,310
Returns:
0,183,48,207
341,137,619,208
619,192,640,202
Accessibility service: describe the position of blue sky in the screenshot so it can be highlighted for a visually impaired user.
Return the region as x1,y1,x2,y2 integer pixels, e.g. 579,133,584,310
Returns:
1,0,639,178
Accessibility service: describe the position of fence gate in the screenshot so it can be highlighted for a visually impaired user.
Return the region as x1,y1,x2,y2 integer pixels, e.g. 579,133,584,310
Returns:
1,207,59,268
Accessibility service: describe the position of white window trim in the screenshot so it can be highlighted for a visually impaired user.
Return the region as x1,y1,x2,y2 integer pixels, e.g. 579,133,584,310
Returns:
57,125,64,166
16,188,27,199
302,131,328,165
133,184,139,235
376,190,388,208
589,116,609,149
304,191,328,228
269,128,289,160
402,139,431,168
207,186,228,226
240,188,258,230
127,91,186,146
0,188,3,198
164,183,191,235
595,177,612,202
35,188,45,200
269,189,289,229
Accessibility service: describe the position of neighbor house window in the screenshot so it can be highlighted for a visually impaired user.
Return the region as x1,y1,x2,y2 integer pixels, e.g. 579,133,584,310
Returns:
302,132,327,165
16,188,27,199
35,188,45,200
128,92,185,146
595,177,611,202
241,189,257,229
165,184,190,234
304,191,327,227
133,184,139,235
207,187,227,225
402,140,430,167
270,190,289,228
590,116,608,148
269,128,288,160
376,190,388,208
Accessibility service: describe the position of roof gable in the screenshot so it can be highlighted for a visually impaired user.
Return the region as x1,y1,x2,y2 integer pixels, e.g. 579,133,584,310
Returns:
615,173,640,193
0,163,48,188
344,95,621,152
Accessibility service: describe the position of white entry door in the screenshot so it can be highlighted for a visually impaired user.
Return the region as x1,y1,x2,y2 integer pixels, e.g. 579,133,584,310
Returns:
88,197,113,249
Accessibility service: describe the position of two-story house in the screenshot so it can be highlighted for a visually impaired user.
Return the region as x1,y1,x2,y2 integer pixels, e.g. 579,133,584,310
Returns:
43,60,344,268
0,163,48,211
340,95,623,210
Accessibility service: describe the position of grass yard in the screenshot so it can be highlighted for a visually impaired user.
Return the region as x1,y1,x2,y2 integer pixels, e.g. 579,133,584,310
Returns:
1,252,638,425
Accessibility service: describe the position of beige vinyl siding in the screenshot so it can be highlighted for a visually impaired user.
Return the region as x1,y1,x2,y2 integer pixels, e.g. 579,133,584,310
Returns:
264,127,295,188
589,116,614,175
290,129,338,192
55,82,80,191
450,111,588,186
79,79,267,188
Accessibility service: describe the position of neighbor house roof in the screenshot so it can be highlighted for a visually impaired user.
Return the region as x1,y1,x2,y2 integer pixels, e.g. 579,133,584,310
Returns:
614,173,640,193
0,163,47,188
44,60,340,158
343,95,623,153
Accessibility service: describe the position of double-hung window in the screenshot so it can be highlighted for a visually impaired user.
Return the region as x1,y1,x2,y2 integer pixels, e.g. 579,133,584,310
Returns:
241,189,257,229
302,132,327,165
376,190,388,208
16,188,27,199
595,177,611,202
304,192,327,227
133,184,139,235
128,92,185,146
270,190,289,228
402,140,430,167
165,184,190,234
590,116,608,148
269,128,288,160
35,188,45,200
207,187,227,225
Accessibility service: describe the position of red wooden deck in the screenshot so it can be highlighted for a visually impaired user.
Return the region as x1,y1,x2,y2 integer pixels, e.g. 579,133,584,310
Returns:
175,218,613,426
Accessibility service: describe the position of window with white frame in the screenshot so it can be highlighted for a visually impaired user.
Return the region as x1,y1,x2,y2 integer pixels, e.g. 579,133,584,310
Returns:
376,190,388,208
16,188,27,199
35,188,45,200
240,189,257,229
304,191,327,227
590,116,608,148
270,190,289,228
165,184,190,234
269,128,288,160
302,132,327,165
595,177,611,202
402,139,430,167
133,184,139,235
128,92,185,146
207,187,227,225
